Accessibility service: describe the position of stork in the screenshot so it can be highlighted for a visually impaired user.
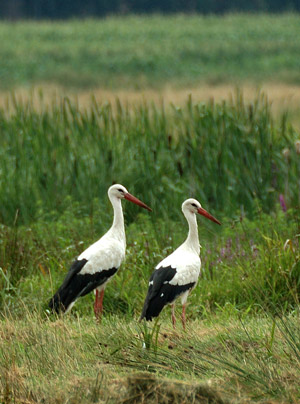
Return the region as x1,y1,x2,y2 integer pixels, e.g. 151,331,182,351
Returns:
140,198,220,329
49,184,151,319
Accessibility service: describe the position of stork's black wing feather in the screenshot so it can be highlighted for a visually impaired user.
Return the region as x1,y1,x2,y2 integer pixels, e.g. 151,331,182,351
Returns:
48,258,118,313
57,259,88,291
140,265,195,321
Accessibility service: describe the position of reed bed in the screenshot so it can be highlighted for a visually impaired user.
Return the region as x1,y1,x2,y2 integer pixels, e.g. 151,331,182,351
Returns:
0,93,299,226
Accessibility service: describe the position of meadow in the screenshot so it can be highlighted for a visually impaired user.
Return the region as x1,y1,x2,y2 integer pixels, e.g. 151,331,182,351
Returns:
1,14,300,90
0,93,299,403
0,13,300,404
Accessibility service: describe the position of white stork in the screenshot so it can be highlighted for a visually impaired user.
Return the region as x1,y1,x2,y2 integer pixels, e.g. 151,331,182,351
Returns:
140,198,220,329
49,184,151,319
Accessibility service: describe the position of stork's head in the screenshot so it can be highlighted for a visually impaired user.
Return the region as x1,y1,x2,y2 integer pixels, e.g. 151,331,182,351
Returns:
182,198,221,225
108,184,152,211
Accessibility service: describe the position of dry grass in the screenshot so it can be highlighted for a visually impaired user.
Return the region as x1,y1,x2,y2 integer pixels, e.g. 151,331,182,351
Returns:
1,310,300,403
122,373,226,404
1,83,300,119
1,83,299,133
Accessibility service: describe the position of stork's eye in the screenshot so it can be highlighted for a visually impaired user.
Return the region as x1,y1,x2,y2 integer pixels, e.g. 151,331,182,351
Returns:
118,189,124,193
191,203,197,208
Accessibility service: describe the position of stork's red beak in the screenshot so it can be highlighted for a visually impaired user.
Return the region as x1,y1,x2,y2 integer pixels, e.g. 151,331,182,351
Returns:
197,207,221,225
124,192,152,212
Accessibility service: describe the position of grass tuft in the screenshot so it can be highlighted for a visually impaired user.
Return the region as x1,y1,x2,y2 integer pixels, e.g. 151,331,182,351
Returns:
124,373,226,404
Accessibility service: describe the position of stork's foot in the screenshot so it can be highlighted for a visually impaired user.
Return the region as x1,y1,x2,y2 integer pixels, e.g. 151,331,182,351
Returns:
94,289,105,322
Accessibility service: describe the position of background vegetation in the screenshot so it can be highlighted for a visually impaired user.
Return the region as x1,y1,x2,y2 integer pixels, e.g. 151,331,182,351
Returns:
1,15,300,90
0,95,299,226
0,13,300,404
0,94,299,403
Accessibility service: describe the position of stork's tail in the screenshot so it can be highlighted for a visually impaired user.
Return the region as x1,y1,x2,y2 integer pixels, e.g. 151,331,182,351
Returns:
139,301,155,322
48,288,71,314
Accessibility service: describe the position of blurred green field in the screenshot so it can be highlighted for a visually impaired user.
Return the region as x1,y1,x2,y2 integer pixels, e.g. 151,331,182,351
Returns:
1,14,300,90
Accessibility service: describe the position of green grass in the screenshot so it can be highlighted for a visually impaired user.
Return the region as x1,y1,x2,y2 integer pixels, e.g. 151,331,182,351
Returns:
1,14,300,90
1,202,299,318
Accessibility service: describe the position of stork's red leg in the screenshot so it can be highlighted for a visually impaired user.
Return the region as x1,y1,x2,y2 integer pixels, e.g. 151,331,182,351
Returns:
94,290,100,320
181,304,186,331
171,304,176,329
94,289,105,321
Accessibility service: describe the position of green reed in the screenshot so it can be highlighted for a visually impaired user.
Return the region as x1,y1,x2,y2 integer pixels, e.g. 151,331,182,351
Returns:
0,93,299,226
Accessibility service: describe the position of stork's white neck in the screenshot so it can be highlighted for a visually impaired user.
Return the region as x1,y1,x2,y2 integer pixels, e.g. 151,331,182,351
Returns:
183,210,200,255
109,196,125,243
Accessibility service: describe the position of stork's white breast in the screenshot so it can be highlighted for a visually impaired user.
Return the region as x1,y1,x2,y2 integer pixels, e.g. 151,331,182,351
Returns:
78,235,125,275
156,246,201,286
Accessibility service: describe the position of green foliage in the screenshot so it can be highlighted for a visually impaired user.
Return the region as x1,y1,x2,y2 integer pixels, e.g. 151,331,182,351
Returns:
1,15,300,89
0,201,299,318
0,93,299,322
0,94,299,226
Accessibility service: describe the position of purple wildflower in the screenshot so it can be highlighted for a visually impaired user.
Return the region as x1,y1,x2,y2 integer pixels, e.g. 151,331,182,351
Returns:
279,194,287,212
220,247,226,258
